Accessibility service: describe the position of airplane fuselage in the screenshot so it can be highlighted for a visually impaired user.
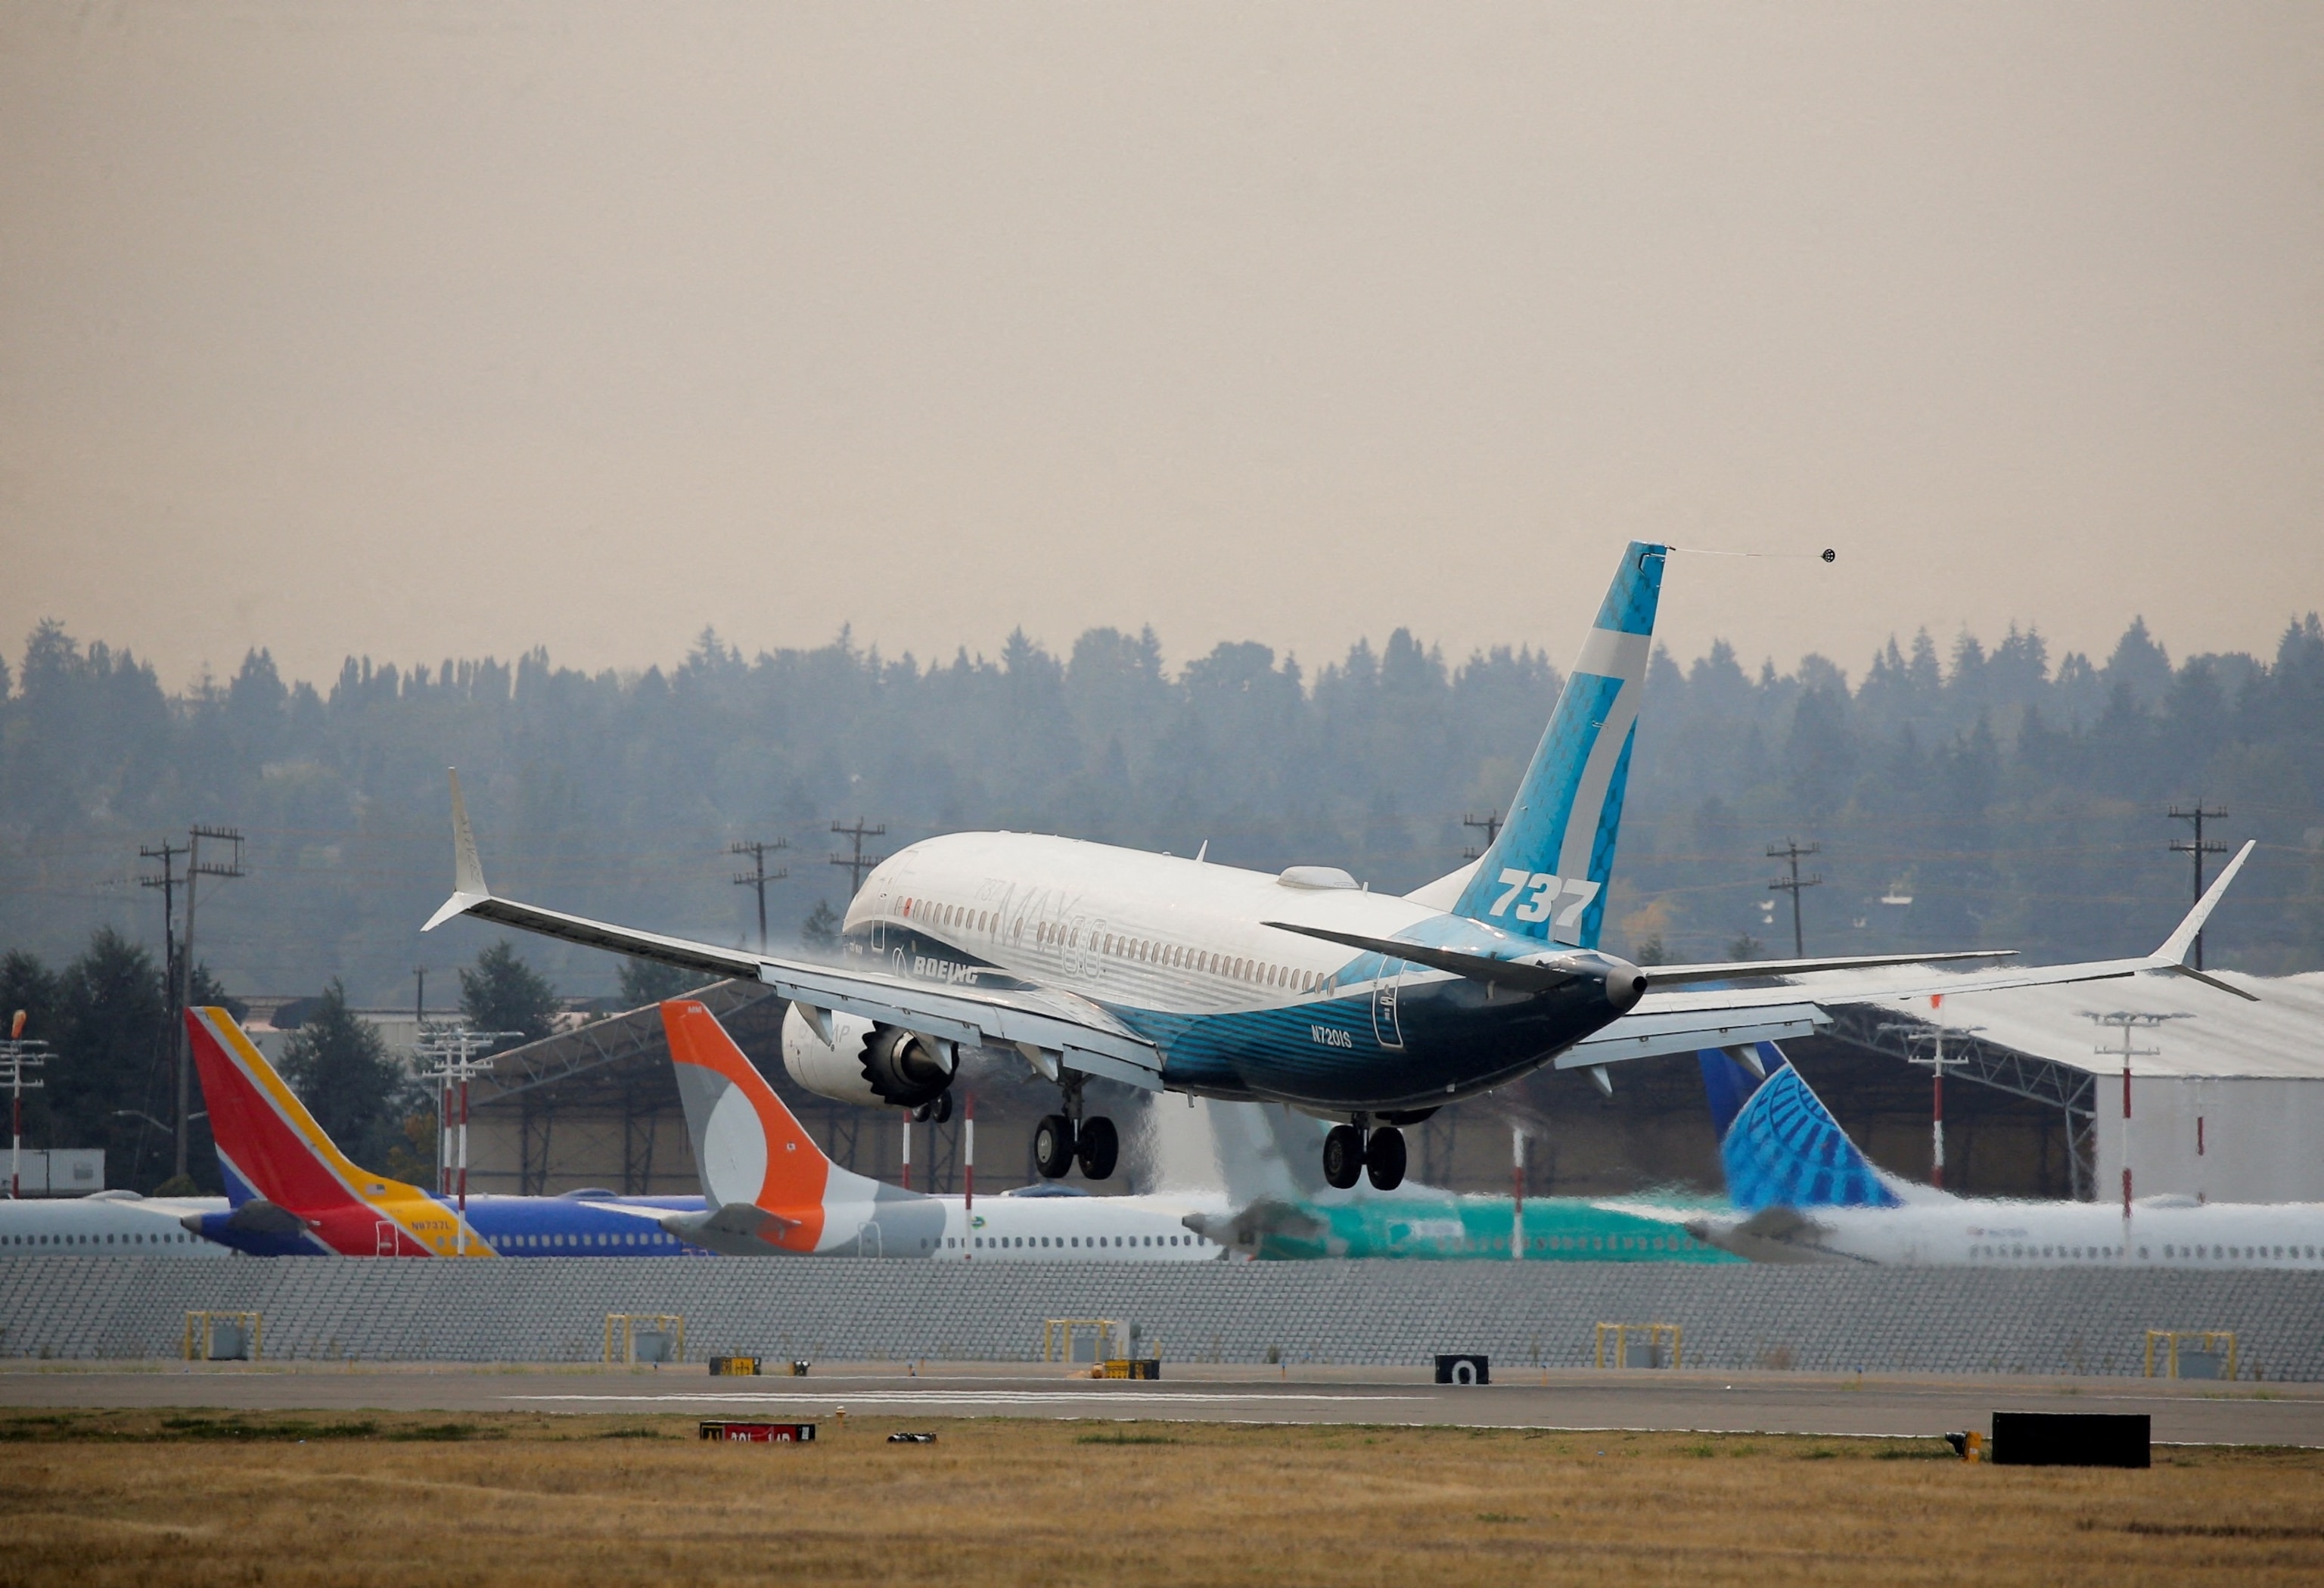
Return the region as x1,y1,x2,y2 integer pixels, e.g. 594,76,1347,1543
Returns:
0,1195,230,1257
188,1190,713,1257
1692,1197,2324,1269
842,832,1639,1111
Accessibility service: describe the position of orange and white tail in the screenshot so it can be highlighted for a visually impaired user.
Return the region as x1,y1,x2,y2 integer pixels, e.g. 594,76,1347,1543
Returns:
660,1000,864,1212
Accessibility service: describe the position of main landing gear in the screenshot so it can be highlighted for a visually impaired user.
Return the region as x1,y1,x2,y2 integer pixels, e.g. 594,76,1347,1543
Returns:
1322,1120,1406,1192
1033,1079,1120,1183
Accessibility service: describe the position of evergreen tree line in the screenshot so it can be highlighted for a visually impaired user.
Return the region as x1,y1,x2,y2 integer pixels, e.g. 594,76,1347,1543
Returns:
1,607,2318,1027
0,930,576,1195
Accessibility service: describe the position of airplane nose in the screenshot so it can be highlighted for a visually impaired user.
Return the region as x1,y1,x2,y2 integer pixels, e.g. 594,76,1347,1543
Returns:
1599,955,1648,1013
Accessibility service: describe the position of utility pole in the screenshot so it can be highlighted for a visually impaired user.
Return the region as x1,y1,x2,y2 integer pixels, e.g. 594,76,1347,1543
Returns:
140,839,184,990
2166,803,2229,971
140,841,185,1184
730,838,790,953
176,826,245,1182
829,819,887,900
1462,810,1503,862
2085,1012,2187,1226
416,1024,521,1251
3,1012,48,1199
1766,838,1821,959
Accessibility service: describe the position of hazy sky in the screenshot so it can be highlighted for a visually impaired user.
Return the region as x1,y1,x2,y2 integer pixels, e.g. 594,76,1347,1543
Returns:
5,2,2319,692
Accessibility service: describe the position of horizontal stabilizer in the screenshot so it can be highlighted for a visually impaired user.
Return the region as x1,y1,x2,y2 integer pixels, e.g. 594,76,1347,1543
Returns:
220,1198,315,1236
1260,921,1597,994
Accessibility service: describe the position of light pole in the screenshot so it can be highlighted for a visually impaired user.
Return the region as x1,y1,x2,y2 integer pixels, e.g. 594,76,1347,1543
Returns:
416,1023,520,1254
3,1011,47,1199
2085,1012,2188,1230
1883,1013,1984,1191
1510,1126,1527,1263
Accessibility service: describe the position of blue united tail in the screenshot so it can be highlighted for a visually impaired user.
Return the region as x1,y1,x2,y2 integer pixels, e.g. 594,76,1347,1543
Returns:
1714,1061,1900,1212
1451,542,1665,947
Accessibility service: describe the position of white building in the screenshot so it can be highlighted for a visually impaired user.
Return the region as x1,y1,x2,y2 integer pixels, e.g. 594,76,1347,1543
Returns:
1825,969,2324,1204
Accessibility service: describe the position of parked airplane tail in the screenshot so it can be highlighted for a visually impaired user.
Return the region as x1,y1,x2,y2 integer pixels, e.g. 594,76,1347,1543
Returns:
185,1007,461,1256
1696,1042,1790,1140
1448,541,1665,948
188,1007,416,1211
1719,1061,1901,1212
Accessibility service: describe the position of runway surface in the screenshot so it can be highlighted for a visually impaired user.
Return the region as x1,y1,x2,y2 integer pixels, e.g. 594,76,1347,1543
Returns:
6,1362,2318,1446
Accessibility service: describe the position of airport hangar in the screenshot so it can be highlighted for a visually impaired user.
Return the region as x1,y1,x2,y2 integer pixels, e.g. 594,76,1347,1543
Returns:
426,971,2324,1207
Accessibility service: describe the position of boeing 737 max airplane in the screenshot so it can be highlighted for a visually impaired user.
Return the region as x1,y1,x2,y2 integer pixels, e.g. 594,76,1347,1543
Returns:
424,542,2257,1194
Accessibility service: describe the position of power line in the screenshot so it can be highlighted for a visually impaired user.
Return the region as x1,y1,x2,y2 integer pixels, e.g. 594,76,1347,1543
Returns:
2165,802,2229,971
1766,838,1821,959
829,819,887,900
729,839,790,954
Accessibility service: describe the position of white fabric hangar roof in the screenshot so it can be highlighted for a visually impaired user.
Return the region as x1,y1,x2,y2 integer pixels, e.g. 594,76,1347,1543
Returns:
1807,968,2324,1083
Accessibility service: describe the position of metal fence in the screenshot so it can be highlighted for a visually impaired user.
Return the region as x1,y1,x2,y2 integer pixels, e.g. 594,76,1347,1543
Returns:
4,1257,2320,1380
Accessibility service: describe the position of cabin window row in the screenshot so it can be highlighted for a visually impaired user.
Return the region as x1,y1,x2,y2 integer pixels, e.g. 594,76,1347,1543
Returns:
941,1233,1207,1250
898,897,1330,995
500,1230,682,1250
2161,1242,2313,1261
3,1231,199,1246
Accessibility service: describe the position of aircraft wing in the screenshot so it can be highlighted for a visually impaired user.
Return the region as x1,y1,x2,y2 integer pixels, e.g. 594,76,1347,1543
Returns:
421,772,1166,1091
1568,841,2260,1072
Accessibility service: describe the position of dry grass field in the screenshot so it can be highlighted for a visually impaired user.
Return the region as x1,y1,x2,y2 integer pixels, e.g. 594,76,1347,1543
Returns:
2,1407,2319,1586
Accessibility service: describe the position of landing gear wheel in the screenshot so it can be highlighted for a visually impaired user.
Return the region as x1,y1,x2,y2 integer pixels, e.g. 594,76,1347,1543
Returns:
1322,1125,1364,1190
1364,1126,1407,1191
912,1093,955,1126
1076,1115,1120,1181
1033,1114,1077,1179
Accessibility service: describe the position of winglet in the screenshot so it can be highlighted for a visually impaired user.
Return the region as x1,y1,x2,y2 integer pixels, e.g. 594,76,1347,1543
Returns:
2149,840,2260,1001
422,767,492,932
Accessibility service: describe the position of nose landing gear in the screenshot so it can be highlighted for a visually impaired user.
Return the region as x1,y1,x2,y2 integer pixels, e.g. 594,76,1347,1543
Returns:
1322,1120,1408,1192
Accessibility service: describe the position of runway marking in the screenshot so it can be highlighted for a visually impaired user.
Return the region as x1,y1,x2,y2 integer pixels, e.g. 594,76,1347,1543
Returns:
508,1391,1424,1406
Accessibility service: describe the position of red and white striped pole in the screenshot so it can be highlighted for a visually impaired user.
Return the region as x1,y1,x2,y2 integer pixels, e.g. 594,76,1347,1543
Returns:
1511,1127,1525,1262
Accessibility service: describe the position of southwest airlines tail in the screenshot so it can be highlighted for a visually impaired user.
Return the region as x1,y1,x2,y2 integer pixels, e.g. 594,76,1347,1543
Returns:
1448,541,1664,948
660,999,929,1255
185,1007,476,1256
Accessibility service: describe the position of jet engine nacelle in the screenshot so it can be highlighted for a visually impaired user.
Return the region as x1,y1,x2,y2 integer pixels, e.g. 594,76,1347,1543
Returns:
780,1004,956,1109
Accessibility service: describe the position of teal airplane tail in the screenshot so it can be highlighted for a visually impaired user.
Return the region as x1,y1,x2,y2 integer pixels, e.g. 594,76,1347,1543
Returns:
1449,541,1665,948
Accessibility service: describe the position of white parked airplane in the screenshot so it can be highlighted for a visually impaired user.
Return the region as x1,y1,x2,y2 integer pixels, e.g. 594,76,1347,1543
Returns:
0,1190,230,1257
655,999,1223,1260
1614,1043,2324,1269
424,542,2257,1194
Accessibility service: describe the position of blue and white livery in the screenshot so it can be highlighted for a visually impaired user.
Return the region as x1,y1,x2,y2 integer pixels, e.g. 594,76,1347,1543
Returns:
1614,1045,2324,1269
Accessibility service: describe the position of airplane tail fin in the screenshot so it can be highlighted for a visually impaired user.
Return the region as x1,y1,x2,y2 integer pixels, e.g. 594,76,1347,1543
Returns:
1720,1063,1901,1212
185,1007,417,1213
1696,1041,1789,1141
1449,542,1665,947
1209,1102,1328,1207
660,999,843,1211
